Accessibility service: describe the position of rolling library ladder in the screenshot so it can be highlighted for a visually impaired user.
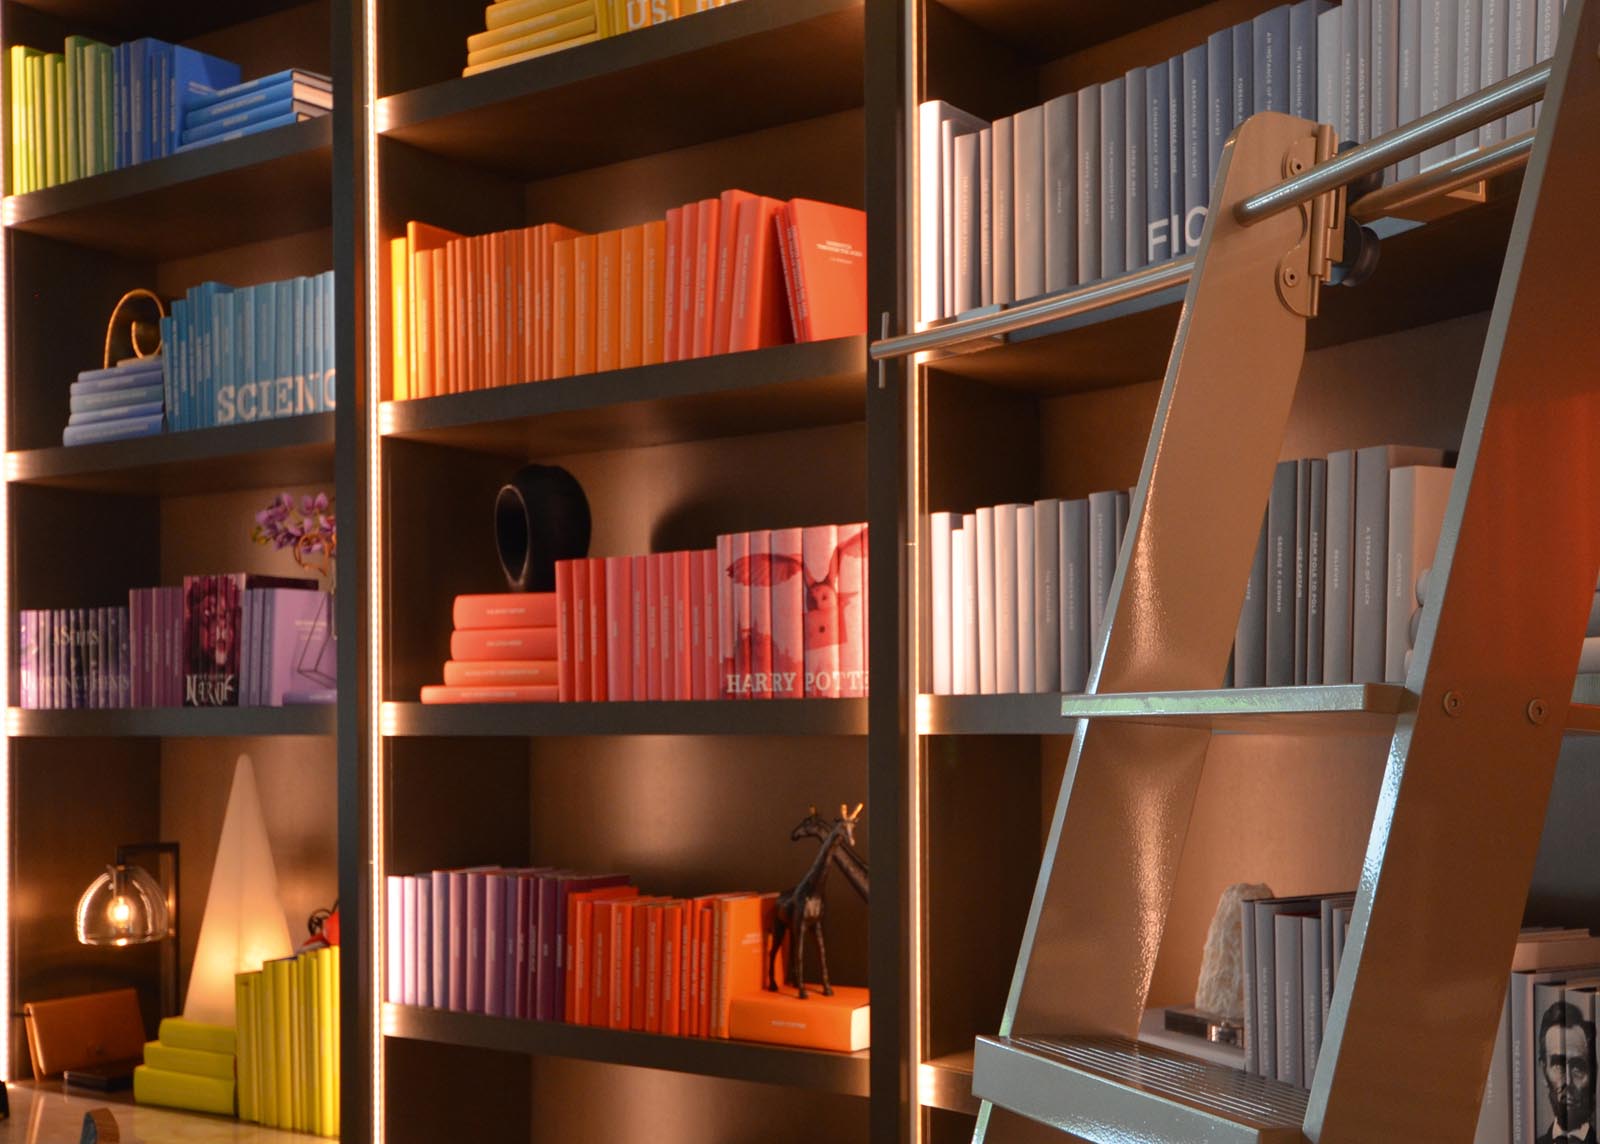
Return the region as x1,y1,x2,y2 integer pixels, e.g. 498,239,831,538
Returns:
932,0,1600,1139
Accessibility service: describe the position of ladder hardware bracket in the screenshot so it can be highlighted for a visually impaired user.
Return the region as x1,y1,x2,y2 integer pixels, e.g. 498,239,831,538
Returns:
1276,126,1348,319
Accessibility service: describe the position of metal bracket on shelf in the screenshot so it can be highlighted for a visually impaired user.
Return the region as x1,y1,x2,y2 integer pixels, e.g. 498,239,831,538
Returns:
1276,124,1346,318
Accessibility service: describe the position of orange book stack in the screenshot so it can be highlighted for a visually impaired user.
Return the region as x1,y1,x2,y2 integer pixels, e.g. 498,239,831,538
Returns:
419,592,560,703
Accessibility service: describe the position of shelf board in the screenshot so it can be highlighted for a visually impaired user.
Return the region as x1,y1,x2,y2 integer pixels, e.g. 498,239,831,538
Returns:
920,1050,979,1116
972,1034,1307,1144
10,0,308,42
7,704,334,738
4,117,332,260
377,0,863,180
380,337,865,457
933,0,1221,64
6,413,335,494
383,1003,870,1096
383,699,867,738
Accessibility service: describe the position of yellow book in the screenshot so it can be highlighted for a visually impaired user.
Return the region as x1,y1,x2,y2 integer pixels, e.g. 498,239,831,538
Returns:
622,0,653,30
467,1,589,52
256,961,277,1127
318,948,337,1137
389,236,410,401
483,0,580,31
9,46,37,193
302,954,317,1134
268,956,294,1130
45,53,62,188
293,954,309,1132
465,14,595,66
235,973,257,1123
595,0,612,37
329,945,341,1136
462,34,601,75
649,0,681,20
142,1039,235,1080
157,1016,237,1056
133,1065,236,1116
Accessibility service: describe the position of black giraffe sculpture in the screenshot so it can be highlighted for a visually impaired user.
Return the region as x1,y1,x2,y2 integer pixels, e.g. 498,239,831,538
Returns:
767,803,866,999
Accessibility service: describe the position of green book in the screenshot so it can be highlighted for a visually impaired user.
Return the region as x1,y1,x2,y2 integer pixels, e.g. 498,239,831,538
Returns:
132,1064,236,1116
156,1016,237,1056
142,1039,235,1080
63,35,92,182
26,52,44,191
42,52,60,188
94,45,113,176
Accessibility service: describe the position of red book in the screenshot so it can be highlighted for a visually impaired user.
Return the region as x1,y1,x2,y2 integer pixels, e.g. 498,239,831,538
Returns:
555,560,575,701
691,197,721,359
607,899,632,1029
566,884,637,1024
716,534,733,698
674,549,694,700
770,527,805,698
643,902,664,1034
676,900,695,1036
587,558,607,702
645,553,662,701
450,627,560,662
674,202,697,361
420,684,559,704
802,525,841,697
836,523,867,697
604,556,632,701
628,900,652,1031
711,188,758,355
551,873,629,1022
774,206,801,347
728,195,792,352
452,592,557,630
658,551,676,700
747,530,774,698
522,224,540,382
572,556,591,701
443,660,559,687
700,550,720,701
688,551,706,700
661,207,682,364
589,899,616,1026
630,554,648,700
783,198,867,342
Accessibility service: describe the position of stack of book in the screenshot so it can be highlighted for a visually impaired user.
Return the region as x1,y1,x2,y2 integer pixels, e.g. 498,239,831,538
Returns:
64,356,165,447
17,606,131,709
388,193,866,400
462,0,745,77
132,1016,236,1116
918,0,1565,324
419,592,559,704
236,944,340,1136
177,69,332,153
159,270,337,432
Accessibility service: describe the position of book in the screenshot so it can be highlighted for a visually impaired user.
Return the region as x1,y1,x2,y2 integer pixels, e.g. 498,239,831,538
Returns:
1099,77,1126,281
1075,86,1101,283
1181,45,1208,253
183,69,331,129
453,592,558,629
1235,516,1269,689
450,626,559,662
727,196,789,352
1060,499,1089,692
994,504,1019,694
1351,445,1445,682
728,983,869,1051
179,98,328,146
803,525,841,697
1384,466,1453,682
1145,59,1175,265
1033,499,1061,694
1013,104,1045,300
953,132,981,314
1319,5,1344,136
1265,461,1296,687
133,1064,236,1115
1041,96,1075,293
156,1017,237,1056
1206,29,1232,187
782,199,867,343
992,115,1015,305
930,512,957,694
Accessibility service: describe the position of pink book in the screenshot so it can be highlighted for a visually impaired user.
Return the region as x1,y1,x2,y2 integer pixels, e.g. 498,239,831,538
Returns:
128,592,142,707
733,532,752,698
573,558,591,702
700,550,720,701
385,875,404,1003
448,869,470,1010
466,869,490,1013
431,870,451,1008
716,535,734,698
630,554,648,699
556,560,576,702
674,550,694,700
605,556,632,701
512,874,532,1018
415,877,432,1008
802,525,842,697
746,530,774,698
662,206,682,364
164,586,184,706
770,527,805,698
484,871,508,1016
587,558,607,702
658,551,676,701
400,875,416,1004
688,553,706,700
645,554,662,700
836,523,868,697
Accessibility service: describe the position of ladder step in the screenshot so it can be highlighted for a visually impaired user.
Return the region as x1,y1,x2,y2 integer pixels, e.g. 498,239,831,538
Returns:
973,1034,1308,1144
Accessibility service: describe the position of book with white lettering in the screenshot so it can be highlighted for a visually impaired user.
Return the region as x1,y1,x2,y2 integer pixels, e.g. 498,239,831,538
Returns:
1124,68,1146,273
1457,0,1484,154
1236,517,1268,689
1181,46,1208,255
1146,61,1175,265
1352,445,1445,683
961,513,980,693
992,116,1016,305
1043,95,1077,292
1206,28,1233,181
1305,458,1327,685
1480,0,1508,146
917,101,986,323
1397,0,1423,177
1371,0,1401,168
953,130,981,315
1013,105,1046,301
994,504,1020,694
1505,0,1537,134
1076,85,1101,282
1420,0,1459,169
1318,6,1343,136
1088,491,1119,653
1290,1,1330,120
1322,449,1357,683
1341,0,1361,144
836,523,867,698
1061,499,1090,693
1254,5,1291,114
1266,460,1297,688
1100,77,1126,281
771,528,805,699
979,127,993,306
1033,498,1061,693
802,525,840,697
1275,912,1305,1085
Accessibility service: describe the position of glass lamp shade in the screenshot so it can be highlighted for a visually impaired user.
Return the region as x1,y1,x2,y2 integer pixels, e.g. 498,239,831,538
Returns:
76,863,170,946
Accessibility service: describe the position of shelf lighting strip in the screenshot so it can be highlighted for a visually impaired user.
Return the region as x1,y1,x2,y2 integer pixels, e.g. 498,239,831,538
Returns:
0,29,11,1078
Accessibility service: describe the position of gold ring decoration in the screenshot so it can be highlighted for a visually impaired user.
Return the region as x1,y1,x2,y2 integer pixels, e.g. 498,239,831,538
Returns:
103,288,167,369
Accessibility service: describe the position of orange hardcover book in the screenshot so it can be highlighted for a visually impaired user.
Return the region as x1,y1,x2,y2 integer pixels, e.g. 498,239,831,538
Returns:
389,236,410,400
430,247,450,395
613,896,662,1030
589,898,616,1027
595,229,622,373
505,227,524,385
698,898,716,1037
710,188,758,355
466,235,483,390
450,238,468,393
642,902,664,1033
587,558,607,702
453,592,558,629
674,202,698,361
783,198,867,343
546,225,585,378
555,559,576,701
521,225,540,382
441,660,559,687
686,897,706,1036
676,899,695,1035
641,219,667,366
728,984,870,1052
568,886,637,1024
661,207,682,363
484,232,502,389
406,221,461,396
419,683,558,704
450,627,560,662
728,195,791,352
658,901,684,1035
618,225,644,370
552,236,577,378
413,249,435,398
690,196,721,359
572,233,598,375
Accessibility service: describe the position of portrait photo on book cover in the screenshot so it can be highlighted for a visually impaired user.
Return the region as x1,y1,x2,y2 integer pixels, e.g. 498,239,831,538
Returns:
1538,997,1597,1144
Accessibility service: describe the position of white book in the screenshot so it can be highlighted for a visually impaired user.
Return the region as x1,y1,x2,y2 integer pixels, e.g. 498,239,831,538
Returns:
1318,6,1343,135
1480,0,1508,146
1043,95,1077,293
954,130,982,314
1275,913,1304,1085
1457,0,1483,154
1385,465,1453,683
979,127,994,307
1419,0,1460,169
992,116,1015,305
952,524,973,695
1352,445,1444,682
386,874,404,1003
930,512,958,695
1076,85,1102,285
942,120,957,317
918,100,987,324
1017,505,1036,693
976,506,997,694
1396,0,1423,178
961,513,980,694
995,504,1020,693
1034,498,1062,693
1088,490,1120,655
1356,0,1373,143
1301,914,1322,1084
415,879,433,1008
401,874,418,1006
1061,499,1090,693
1013,105,1046,301
1505,0,1536,134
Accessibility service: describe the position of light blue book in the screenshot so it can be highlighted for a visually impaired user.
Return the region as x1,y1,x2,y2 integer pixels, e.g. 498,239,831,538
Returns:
274,278,294,419
1290,1,1332,122
322,269,336,411
73,357,164,390
63,412,163,447
256,284,276,418
175,111,319,152
184,70,330,129
212,290,233,430
1232,21,1254,129
159,317,177,424
1254,5,1293,115
67,400,163,426
180,98,326,145
293,276,308,414
69,383,163,414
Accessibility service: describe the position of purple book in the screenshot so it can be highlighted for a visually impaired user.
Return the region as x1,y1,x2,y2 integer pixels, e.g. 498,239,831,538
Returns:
430,870,451,1008
261,588,332,706
448,870,469,1011
547,872,631,1023
466,870,490,1014
484,871,507,1017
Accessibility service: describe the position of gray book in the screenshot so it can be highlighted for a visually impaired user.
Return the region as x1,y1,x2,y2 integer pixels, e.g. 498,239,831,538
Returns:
1385,465,1453,682
976,506,996,694
1099,77,1126,280
1396,0,1422,177
1275,913,1305,1084
1533,0,1559,124
1013,105,1046,301
1352,445,1445,683
1016,504,1035,693
1146,61,1176,264
1356,0,1372,142
918,100,986,322
1300,914,1323,1084
979,127,993,306
1419,0,1459,169
1124,67,1146,272
1254,896,1329,1082
1266,460,1297,687
1294,458,1313,686
1181,46,1208,254
1236,516,1269,688
1088,490,1119,654
1371,0,1400,167
953,130,981,314
1232,21,1255,129
1115,489,1131,564
1254,5,1292,113
1034,498,1062,693
1043,94,1078,293
1480,0,1508,146
1505,0,1536,134
992,115,1015,305
1167,56,1184,254
1322,449,1356,684
1060,499,1090,692
1306,457,1327,686
1241,898,1259,1073
1341,0,1361,143
1317,893,1356,1031
1318,6,1343,134
1206,29,1233,184
1076,85,1101,282
1456,0,1483,154
1290,0,1329,120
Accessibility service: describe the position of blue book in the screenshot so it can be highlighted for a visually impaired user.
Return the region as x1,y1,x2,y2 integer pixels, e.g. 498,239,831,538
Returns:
256,285,276,418
168,46,240,154
113,42,126,168
1254,5,1293,115
63,413,163,447
1232,21,1255,130
67,400,164,427
1145,59,1174,265
275,279,295,419
74,357,164,388
145,42,171,159
160,316,177,424
184,70,330,128
1181,45,1208,254
1166,57,1182,254
1123,66,1146,272
175,111,317,152
212,290,233,429
322,269,336,411
1290,1,1333,120
1206,28,1233,181
69,383,163,414
126,39,154,163
181,95,320,145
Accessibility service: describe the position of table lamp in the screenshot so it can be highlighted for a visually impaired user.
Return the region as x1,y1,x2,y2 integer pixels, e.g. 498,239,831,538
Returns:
75,842,180,1018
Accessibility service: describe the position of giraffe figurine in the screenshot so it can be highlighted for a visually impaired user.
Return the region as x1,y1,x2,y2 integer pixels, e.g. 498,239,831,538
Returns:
767,803,863,999
791,807,869,901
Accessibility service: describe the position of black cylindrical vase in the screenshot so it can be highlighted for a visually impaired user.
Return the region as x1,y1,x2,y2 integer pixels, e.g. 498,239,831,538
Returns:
494,464,591,592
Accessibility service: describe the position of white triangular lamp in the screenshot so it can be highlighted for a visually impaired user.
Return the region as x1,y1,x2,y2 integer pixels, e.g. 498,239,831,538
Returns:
183,754,293,1025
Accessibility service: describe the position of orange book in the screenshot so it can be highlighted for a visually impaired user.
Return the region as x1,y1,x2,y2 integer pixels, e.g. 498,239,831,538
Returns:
658,901,684,1035
641,220,667,366
552,237,577,378
618,225,644,370
453,592,558,629
595,229,622,373
413,248,435,398
676,900,695,1036
450,627,560,662
406,221,461,396
782,198,867,342
715,892,779,1038
587,558,607,702
698,898,716,1037
419,683,558,703
590,898,616,1027
542,224,585,380
690,196,721,358
555,559,576,701
467,235,484,390
662,207,682,364
629,899,665,1031
389,236,410,400
430,247,449,395
441,660,559,687
450,238,468,393
613,896,664,1030
485,231,502,389
728,195,791,352
479,233,495,388
711,188,758,355
573,234,598,375
505,227,524,385
728,984,870,1052
674,202,698,361
568,886,637,1024
521,225,539,383
642,902,664,1033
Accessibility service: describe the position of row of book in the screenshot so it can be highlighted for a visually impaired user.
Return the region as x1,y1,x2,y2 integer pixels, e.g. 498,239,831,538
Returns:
157,271,337,436
1240,896,1600,1144
236,944,341,1136
17,576,333,710
385,867,867,1051
463,0,743,76
388,194,865,401
133,1016,239,1118
918,0,1564,324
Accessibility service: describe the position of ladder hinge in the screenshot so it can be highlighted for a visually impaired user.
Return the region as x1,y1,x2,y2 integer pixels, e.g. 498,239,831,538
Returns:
1277,124,1347,319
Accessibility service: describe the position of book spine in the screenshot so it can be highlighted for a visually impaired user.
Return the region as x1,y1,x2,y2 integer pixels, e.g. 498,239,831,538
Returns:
1505,0,1536,134
803,525,841,698
992,115,1015,306
1480,0,1508,146
953,131,980,315
1033,499,1061,693
588,558,607,701
1274,913,1303,1085
1075,86,1100,282
771,529,805,699
1060,500,1089,692
1181,46,1208,254
1012,106,1045,301
1015,504,1037,693
659,549,678,700
1206,30,1233,183
1319,7,1343,136
1396,0,1423,177
1306,458,1327,686
1086,492,1118,655
1289,0,1320,121
931,512,956,695
1265,461,1296,688
994,505,1019,694
1456,0,1483,154
674,549,694,700
1042,96,1076,293
975,507,996,694
1322,450,1356,683
556,560,576,701
605,556,632,701
1145,62,1174,265
1294,459,1312,686
1122,68,1146,274
1241,898,1258,1073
